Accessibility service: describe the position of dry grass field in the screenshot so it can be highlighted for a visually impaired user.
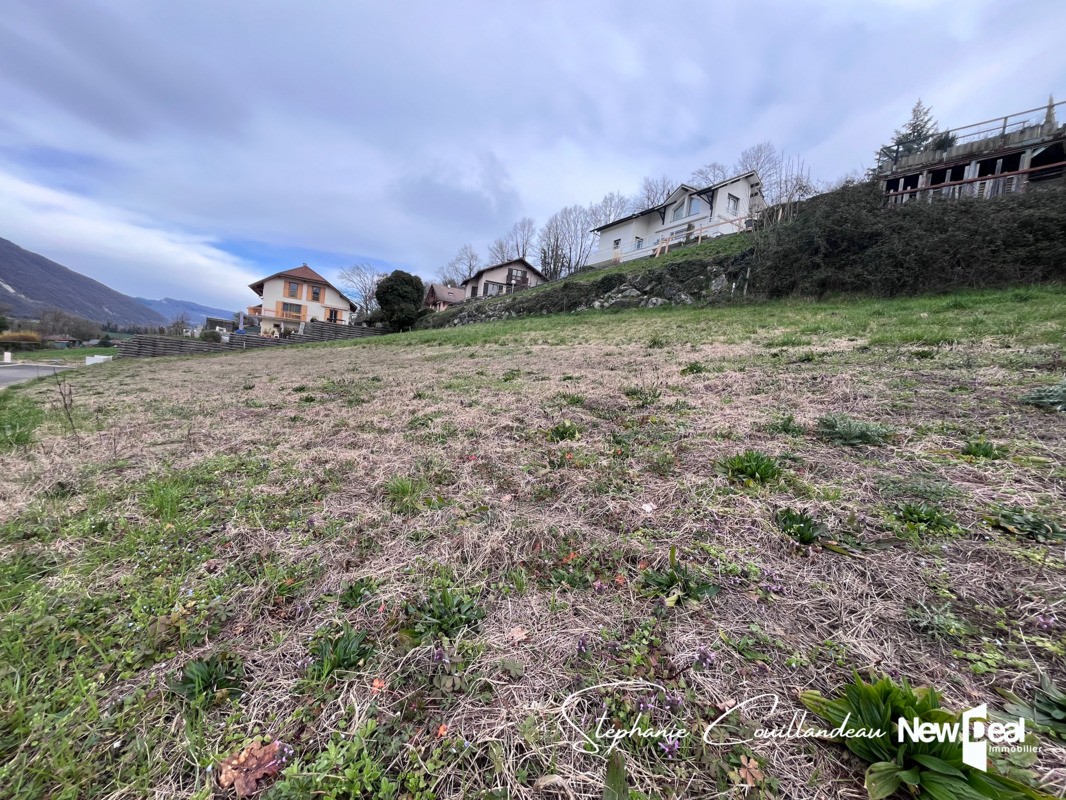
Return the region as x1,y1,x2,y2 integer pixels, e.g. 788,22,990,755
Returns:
1,288,1064,799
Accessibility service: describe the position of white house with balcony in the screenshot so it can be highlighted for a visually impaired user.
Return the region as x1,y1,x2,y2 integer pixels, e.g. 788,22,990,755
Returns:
247,264,358,334
589,171,763,266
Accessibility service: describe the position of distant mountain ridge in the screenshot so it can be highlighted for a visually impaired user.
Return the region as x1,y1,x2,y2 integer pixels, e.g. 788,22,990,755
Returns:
135,297,235,326
0,236,165,326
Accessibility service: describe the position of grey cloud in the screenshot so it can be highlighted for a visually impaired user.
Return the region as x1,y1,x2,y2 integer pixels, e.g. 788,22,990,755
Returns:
392,152,523,238
0,0,1064,307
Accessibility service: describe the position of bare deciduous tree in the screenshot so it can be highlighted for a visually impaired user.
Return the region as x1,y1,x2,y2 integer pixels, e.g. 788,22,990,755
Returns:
735,141,780,182
437,244,482,287
588,191,631,228
36,308,102,341
166,313,190,337
689,161,730,187
510,217,536,259
536,205,595,280
765,153,817,222
488,217,537,264
338,263,386,315
630,174,674,213
536,214,568,281
487,237,509,265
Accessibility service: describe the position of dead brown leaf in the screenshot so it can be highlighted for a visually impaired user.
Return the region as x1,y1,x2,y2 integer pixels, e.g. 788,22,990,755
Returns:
217,740,289,797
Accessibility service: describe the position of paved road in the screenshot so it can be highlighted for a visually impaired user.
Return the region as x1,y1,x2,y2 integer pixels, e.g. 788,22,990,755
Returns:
0,363,74,389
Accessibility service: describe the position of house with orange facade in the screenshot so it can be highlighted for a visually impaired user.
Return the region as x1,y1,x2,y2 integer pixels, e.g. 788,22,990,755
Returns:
247,264,358,334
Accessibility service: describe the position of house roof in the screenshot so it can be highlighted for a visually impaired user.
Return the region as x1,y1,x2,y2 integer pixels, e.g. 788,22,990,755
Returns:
426,284,466,304
249,263,358,311
459,258,546,286
590,170,761,233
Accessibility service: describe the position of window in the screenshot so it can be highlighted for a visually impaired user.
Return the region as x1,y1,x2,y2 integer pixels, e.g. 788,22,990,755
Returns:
327,309,340,323
726,194,740,215
507,268,527,285
689,197,703,215
672,203,685,221
286,281,299,298
612,238,621,249
635,236,644,250
311,286,321,302
281,302,301,317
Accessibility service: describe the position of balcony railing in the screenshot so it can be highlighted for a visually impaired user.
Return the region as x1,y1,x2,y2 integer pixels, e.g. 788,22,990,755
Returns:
876,99,1064,173
884,159,1066,204
608,216,749,262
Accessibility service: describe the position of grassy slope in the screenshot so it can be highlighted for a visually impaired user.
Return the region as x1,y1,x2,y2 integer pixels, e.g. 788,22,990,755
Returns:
392,284,1066,349
420,233,753,326
1,288,1064,799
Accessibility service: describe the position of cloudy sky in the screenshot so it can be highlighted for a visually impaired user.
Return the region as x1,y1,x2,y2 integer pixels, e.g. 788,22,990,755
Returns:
1,0,1064,310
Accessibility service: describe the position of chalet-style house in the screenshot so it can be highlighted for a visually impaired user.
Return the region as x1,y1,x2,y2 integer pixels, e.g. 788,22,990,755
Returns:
460,258,546,300
878,97,1065,204
247,264,357,334
424,283,466,312
589,171,763,266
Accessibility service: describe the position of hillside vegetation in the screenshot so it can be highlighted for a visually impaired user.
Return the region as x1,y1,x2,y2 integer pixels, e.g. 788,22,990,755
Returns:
420,184,1066,330
1,289,1063,798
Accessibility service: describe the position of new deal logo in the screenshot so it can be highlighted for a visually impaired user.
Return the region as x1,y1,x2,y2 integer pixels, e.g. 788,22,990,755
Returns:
897,704,1029,771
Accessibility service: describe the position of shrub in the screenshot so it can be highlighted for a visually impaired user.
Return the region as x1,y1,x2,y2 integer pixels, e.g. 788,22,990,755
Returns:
775,508,824,545
985,506,1065,543
384,475,427,515
801,673,1047,800
766,412,805,436
307,624,374,683
750,180,1066,297
170,652,244,706
1020,380,1066,412
816,413,893,446
640,546,720,608
0,331,41,350
375,270,424,331
997,673,1066,740
680,361,709,375
906,601,976,639
404,587,484,643
622,385,661,407
547,420,581,442
268,722,396,799
199,329,223,343
339,578,377,610
893,502,957,536
961,437,1006,459
722,450,782,484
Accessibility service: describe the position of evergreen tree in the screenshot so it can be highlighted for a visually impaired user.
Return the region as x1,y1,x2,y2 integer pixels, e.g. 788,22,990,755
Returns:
374,270,424,331
876,99,954,166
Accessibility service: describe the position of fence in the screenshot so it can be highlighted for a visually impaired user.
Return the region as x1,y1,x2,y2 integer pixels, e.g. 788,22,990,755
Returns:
117,320,388,359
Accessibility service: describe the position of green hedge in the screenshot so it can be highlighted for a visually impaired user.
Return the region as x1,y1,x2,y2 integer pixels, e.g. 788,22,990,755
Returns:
749,181,1066,297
